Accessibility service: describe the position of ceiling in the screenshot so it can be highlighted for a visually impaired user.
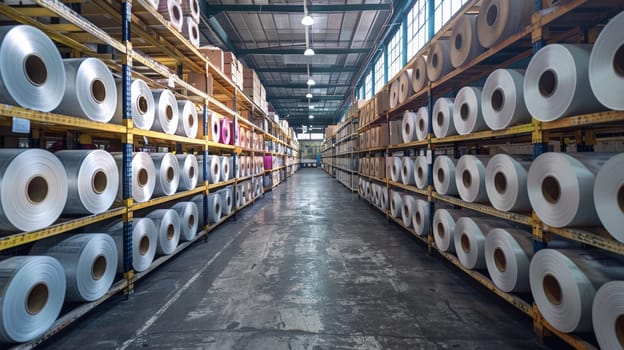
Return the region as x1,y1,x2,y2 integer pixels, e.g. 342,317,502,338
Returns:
199,0,395,130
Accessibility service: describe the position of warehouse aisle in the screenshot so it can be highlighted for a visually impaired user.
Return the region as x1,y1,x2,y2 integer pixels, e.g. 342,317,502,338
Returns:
42,169,546,350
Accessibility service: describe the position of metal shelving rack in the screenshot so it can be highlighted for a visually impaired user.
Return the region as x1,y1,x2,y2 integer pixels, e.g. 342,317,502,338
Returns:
352,1,624,349
0,1,299,348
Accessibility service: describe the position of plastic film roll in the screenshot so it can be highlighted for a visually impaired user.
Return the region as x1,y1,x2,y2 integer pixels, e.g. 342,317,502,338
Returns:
594,153,624,242
108,217,157,273
54,58,117,122
220,156,230,182
433,208,463,252
379,187,388,211
433,155,458,195
530,249,624,333
146,209,180,255
589,11,624,110
389,79,400,109
426,40,452,82
593,281,624,349
151,153,180,196
524,44,603,121
181,0,200,23
219,119,231,144
171,201,198,241
482,69,530,130
484,228,532,292
176,100,198,138
0,25,65,112
191,194,204,231
527,152,612,227
432,97,456,138
216,187,233,216
208,112,221,143
0,256,65,343
415,107,429,141
390,156,402,182
451,15,484,68
398,69,413,104
177,154,198,190
56,150,118,215
453,86,487,135
158,0,183,32
401,111,418,143
456,155,488,203
204,155,221,184
152,89,179,134
485,154,530,212
390,190,403,218
401,157,416,185
235,185,244,208
412,199,430,236
0,149,68,232
453,217,501,269
30,233,117,302
114,79,155,129
182,17,199,48
113,152,156,203
414,155,428,190
411,55,428,93
401,195,416,228
476,0,535,48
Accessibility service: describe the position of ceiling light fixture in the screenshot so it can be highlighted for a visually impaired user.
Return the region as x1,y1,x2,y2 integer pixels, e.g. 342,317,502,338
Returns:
309,115,314,119
308,105,314,109
304,48,315,56
306,93,313,99
301,15,314,26
306,78,316,86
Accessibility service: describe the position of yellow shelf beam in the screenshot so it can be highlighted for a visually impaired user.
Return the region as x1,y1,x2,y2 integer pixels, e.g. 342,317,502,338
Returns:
132,187,206,211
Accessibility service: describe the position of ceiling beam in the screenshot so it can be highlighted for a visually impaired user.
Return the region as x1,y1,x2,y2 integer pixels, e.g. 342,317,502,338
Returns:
255,66,358,73
199,4,237,53
264,83,351,88
237,47,371,56
205,4,392,16
270,95,346,100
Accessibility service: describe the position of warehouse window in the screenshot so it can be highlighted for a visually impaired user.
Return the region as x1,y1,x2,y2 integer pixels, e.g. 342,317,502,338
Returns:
387,24,403,79
434,0,470,33
365,71,373,100
374,54,385,92
407,0,429,59
359,84,365,100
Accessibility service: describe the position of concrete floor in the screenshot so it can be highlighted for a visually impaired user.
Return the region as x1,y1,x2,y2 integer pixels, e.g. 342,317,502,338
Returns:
41,169,548,350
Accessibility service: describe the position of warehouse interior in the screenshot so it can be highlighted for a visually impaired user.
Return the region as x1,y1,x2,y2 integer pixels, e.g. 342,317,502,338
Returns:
0,0,622,349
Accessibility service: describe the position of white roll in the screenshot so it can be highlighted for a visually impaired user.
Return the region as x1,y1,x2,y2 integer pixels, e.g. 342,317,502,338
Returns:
484,228,532,292
432,208,463,252
398,69,413,103
411,55,429,93
426,40,453,82
0,25,65,112
412,199,430,236
171,201,198,241
476,0,535,48
594,153,624,242
191,194,205,230
453,216,501,269
414,155,428,190
54,58,117,122
204,155,221,184
146,209,180,255
379,186,388,211
524,44,603,121
530,249,624,333
0,149,67,232
216,187,233,216
158,0,184,32
220,156,230,182
151,89,179,134
527,152,612,227
432,97,456,138
453,86,487,135
390,156,402,183
389,79,400,109
151,153,180,196
401,157,416,185
181,0,200,22
456,155,488,203
485,154,530,212
401,195,416,228
177,154,198,190
433,155,459,195
401,111,418,143
208,112,221,143
0,256,65,343
176,100,198,138
482,69,530,130
235,185,244,208
112,79,155,130
415,107,429,141
30,233,117,302
390,190,403,218
589,11,624,110
451,15,484,68
108,217,157,273
593,281,624,349
56,150,118,215
182,17,200,48
114,152,156,203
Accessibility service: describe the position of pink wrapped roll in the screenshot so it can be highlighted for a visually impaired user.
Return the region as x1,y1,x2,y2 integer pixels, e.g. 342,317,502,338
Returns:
219,119,231,144
263,155,273,170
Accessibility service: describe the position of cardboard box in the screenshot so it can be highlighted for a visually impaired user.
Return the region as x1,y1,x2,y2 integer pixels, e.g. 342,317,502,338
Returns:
378,123,389,147
389,120,402,145
187,72,214,96
376,156,386,179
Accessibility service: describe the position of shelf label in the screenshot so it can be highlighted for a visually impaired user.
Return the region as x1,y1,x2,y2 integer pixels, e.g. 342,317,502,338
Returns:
12,117,30,134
